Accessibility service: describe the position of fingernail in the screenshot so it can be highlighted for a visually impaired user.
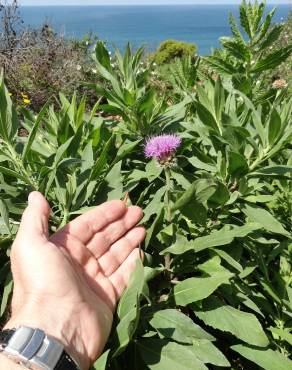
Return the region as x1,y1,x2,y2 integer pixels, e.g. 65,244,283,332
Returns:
28,191,37,205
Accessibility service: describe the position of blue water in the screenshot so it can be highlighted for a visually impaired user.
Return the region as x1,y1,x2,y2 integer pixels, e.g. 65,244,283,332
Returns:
19,5,290,55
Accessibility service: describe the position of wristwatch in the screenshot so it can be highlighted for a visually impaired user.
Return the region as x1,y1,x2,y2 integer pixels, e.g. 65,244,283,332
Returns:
0,326,80,370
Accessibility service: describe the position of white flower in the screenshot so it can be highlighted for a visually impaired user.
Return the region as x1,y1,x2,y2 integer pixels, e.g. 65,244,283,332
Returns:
76,65,82,71
92,68,97,74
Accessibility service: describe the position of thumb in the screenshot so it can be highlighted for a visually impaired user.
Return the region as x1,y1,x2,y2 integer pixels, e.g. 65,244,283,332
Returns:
17,191,51,242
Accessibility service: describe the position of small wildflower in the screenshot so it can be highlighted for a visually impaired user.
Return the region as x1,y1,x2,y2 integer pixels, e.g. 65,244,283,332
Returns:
23,98,31,105
76,64,82,71
92,68,97,74
145,134,181,167
272,79,287,90
21,92,29,99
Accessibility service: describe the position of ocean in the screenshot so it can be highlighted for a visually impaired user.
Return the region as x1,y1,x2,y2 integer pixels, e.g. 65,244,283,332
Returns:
19,4,290,55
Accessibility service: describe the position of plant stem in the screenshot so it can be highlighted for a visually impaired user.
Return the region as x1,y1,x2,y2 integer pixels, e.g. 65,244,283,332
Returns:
164,167,172,274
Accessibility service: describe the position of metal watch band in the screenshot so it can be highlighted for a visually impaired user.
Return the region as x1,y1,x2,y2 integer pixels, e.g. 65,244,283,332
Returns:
55,351,80,370
0,327,80,370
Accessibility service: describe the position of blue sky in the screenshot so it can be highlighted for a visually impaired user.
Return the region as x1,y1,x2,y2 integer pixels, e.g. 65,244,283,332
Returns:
20,0,291,5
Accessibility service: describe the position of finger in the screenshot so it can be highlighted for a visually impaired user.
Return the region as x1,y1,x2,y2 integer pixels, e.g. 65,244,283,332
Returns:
54,200,126,244
108,249,141,299
86,206,143,258
16,191,51,242
98,226,146,276
50,232,92,267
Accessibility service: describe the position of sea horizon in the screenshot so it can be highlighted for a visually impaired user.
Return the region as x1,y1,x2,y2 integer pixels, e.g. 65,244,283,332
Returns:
17,4,291,55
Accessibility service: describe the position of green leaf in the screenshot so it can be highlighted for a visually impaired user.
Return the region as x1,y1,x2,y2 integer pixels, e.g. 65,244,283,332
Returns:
113,259,144,357
104,161,123,201
227,151,248,177
193,223,260,253
191,340,230,367
174,271,233,306
138,339,208,370
203,56,237,75
242,204,289,237
268,108,281,145
0,273,13,317
22,103,48,162
149,309,214,344
231,345,292,370
251,45,292,73
0,166,28,183
260,24,283,50
195,102,218,132
269,327,292,346
93,350,110,370
0,199,10,234
195,297,269,347
142,186,166,224
249,165,292,177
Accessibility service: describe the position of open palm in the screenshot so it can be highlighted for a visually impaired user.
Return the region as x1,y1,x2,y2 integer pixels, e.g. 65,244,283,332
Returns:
6,192,145,370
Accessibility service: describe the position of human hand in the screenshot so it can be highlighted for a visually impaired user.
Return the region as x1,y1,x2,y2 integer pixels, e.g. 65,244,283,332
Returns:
4,192,145,370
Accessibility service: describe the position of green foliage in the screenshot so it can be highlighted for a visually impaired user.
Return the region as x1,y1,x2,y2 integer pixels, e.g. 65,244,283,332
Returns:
153,39,197,65
204,0,292,103
1,2,292,369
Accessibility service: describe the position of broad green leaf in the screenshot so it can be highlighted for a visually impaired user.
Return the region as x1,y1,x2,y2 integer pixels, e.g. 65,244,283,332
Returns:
115,139,141,162
104,161,123,201
252,45,292,73
149,309,214,344
174,271,233,306
243,204,289,237
142,186,166,223
191,340,230,367
231,345,292,370
227,151,248,177
249,165,292,177
113,259,144,358
138,339,208,370
268,108,281,145
193,223,260,253
93,350,110,370
195,297,269,347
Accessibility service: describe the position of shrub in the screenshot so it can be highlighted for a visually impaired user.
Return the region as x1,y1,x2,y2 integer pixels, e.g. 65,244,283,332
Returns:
153,39,197,65
0,0,98,111
203,0,292,103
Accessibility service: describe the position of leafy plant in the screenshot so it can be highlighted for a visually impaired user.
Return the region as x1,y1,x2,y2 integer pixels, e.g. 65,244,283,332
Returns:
1,2,292,369
153,39,197,65
204,0,292,102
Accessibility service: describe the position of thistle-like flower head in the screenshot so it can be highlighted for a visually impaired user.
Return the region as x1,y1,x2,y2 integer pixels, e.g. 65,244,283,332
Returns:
144,134,181,166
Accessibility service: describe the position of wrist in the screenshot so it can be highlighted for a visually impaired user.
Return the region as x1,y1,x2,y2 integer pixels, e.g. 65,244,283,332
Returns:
4,300,90,370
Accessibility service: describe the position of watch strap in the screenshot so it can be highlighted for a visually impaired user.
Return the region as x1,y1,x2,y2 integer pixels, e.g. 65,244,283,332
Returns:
55,350,80,370
0,327,80,370
0,328,16,348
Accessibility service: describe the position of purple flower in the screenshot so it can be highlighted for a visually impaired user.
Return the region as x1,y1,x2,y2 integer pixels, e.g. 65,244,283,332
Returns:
144,134,181,160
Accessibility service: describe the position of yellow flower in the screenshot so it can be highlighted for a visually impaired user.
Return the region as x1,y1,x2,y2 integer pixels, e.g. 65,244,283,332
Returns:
23,98,31,105
21,92,29,99
8,93,12,96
